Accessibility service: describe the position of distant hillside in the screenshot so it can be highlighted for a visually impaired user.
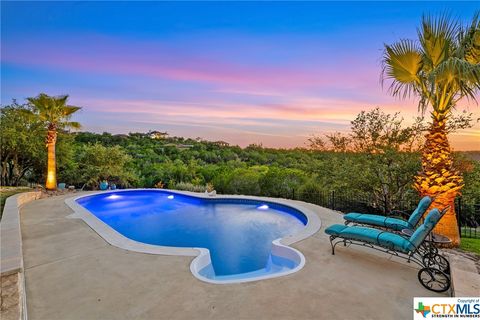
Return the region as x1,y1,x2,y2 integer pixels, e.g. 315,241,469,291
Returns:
461,151,480,162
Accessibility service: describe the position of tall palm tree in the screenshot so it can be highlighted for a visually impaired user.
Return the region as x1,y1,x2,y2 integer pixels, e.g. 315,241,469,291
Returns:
27,93,81,190
381,13,480,246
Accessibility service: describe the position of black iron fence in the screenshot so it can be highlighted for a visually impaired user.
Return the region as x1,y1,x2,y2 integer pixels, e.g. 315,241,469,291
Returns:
455,197,479,239
290,190,418,215
283,189,479,239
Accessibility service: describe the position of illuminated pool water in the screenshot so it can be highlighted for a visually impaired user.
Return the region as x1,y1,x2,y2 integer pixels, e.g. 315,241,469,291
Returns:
73,190,312,282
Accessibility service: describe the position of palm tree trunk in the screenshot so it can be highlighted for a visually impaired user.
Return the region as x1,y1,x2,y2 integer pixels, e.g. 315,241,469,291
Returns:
45,127,57,190
414,118,463,247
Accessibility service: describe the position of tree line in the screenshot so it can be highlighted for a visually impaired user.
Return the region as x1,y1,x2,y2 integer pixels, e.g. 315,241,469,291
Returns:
2,101,478,219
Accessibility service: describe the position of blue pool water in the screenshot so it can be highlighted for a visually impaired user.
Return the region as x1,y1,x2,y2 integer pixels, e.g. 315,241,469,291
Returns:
76,190,306,277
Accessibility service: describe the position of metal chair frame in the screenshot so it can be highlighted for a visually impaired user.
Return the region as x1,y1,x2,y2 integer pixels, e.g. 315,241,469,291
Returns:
328,207,451,292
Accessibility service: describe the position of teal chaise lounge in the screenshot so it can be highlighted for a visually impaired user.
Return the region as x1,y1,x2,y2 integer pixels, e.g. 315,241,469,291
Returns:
343,196,432,231
325,207,450,292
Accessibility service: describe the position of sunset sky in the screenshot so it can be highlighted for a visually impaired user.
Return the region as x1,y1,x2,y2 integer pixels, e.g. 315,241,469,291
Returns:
1,1,479,150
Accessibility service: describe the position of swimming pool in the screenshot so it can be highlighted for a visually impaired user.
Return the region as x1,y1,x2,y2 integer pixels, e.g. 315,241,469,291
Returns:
66,189,321,283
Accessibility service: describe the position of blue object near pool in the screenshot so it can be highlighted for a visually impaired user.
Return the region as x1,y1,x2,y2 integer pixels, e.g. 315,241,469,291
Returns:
70,189,319,283
343,196,432,231
99,181,109,190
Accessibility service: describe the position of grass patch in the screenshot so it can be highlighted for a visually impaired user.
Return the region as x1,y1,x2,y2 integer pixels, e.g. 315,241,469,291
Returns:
461,227,480,239
460,237,480,255
0,187,32,220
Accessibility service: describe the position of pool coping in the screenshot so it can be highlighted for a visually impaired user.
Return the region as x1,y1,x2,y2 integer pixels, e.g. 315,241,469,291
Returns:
64,189,321,284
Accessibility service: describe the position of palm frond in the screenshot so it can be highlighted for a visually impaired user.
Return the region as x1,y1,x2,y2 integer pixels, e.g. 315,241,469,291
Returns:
27,94,50,121
62,121,82,130
56,95,69,106
458,11,480,64
381,39,423,99
418,13,459,69
26,93,82,126
432,58,480,104
63,105,82,116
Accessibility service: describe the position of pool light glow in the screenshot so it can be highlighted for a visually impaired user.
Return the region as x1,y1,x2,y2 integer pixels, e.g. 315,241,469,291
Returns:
167,195,174,199
257,204,269,210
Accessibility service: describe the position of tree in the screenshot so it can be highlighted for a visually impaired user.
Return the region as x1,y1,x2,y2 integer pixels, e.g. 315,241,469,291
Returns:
382,13,480,245
75,143,137,188
350,108,423,153
0,102,45,186
307,135,327,151
309,108,423,213
259,167,306,197
349,109,423,213
26,93,81,190
308,132,350,152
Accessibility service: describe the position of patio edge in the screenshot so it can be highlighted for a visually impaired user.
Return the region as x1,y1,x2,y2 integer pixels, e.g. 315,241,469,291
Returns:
1,191,41,320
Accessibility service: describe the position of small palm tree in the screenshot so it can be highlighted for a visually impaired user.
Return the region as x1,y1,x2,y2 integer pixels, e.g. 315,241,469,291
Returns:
27,93,81,190
381,13,480,246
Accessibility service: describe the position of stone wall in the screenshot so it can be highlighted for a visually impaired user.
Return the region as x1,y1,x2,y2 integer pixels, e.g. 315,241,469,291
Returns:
1,191,42,320
1,273,23,320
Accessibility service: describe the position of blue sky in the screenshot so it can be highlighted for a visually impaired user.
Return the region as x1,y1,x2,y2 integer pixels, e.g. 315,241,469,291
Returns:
2,1,479,149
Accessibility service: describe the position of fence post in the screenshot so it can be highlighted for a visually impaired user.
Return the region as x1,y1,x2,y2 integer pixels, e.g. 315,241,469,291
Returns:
331,190,335,211
292,188,295,200
456,197,462,237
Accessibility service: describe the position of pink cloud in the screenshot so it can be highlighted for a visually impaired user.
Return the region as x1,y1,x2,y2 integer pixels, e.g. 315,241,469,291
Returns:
4,34,478,150
75,95,413,124
3,34,378,92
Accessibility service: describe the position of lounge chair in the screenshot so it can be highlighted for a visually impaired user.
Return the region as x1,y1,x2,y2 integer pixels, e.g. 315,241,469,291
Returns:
343,196,432,231
325,207,450,292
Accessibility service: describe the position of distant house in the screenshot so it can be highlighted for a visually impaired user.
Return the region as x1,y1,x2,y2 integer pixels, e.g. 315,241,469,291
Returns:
213,141,230,147
148,131,168,139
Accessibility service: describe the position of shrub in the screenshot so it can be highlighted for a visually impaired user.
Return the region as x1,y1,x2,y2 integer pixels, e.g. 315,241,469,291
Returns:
75,143,138,189
212,166,265,195
297,181,326,205
154,181,165,188
227,167,264,195
175,181,207,193
259,167,306,198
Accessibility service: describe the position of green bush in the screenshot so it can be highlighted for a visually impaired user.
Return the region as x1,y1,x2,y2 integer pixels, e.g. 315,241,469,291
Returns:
259,167,306,198
297,181,326,204
174,182,207,193
73,143,138,188
221,167,264,195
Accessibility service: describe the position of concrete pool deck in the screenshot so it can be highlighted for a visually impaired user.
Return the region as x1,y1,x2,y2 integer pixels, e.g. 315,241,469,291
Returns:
21,193,445,320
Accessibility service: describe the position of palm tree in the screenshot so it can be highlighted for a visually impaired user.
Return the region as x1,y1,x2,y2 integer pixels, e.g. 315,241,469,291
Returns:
381,13,480,246
27,93,81,190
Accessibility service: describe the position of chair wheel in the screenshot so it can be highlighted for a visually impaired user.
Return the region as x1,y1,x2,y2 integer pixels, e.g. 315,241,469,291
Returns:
422,253,450,273
417,267,451,293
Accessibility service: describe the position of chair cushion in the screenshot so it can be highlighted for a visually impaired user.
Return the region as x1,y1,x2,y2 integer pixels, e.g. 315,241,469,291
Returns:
409,208,441,248
325,224,348,236
407,196,432,227
343,196,432,231
343,213,410,231
325,224,415,253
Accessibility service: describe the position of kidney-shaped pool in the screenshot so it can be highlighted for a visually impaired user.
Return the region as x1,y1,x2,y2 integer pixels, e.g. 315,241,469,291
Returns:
67,190,321,284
